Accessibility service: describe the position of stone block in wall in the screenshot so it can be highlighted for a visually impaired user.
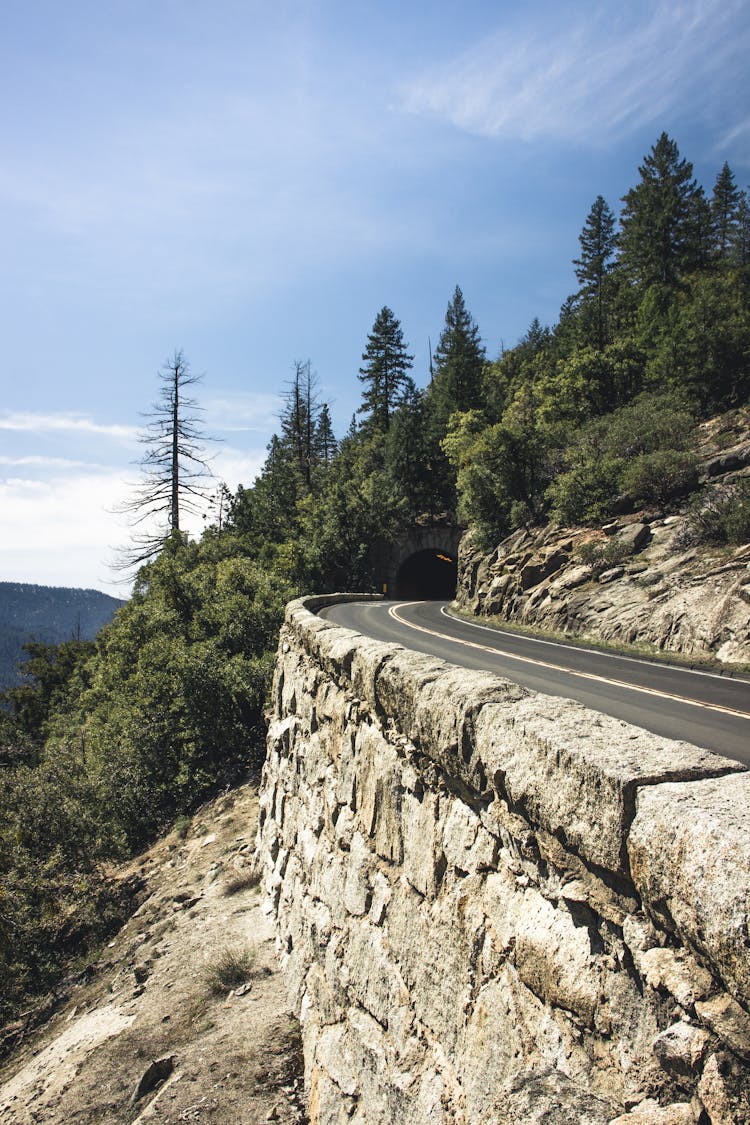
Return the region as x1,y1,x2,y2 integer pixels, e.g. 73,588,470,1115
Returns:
313,1022,361,1098
608,1098,695,1123
697,1050,750,1125
374,648,450,738
340,832,371,917
637,947,714,1011
303,963,347,1028
494,1066,622,1124
456,970,605,1122
385,876,485,1057
311,1005,431,1125
355,723,403,864
411,665,521,787
307,1041,360,1125
349,636,402,713
345,923,413,1039
442,798,499,874
696,993,750,1061
511,886,602,1028
402,789,445,898
652,1021,710,1078
628,772,750,1008
473,695,740,874
310,847,349,929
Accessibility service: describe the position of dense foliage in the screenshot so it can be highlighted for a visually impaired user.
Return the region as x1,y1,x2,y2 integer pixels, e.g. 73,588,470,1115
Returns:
2,131,749,1029
442,134,750,547
0,538,296,1025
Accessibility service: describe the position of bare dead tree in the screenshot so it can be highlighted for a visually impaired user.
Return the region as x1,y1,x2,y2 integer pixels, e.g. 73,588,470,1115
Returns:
115,350,215,568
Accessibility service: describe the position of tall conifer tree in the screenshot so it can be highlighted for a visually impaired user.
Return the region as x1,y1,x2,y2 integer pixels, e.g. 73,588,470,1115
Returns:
619,133,702,287
574,196,617,349
711,162,740,261
429,286,485,424
732,190,750,267
357,307,414,433
280,359,319,486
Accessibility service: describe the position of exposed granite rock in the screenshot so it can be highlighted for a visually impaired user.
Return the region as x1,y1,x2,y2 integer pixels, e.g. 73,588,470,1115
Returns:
652,1021,710,1077
608,1100,696,1124
629,773,750,1005
457,518,750,665
258,595,750,1124
697,1050,750,1123
455,419,750,664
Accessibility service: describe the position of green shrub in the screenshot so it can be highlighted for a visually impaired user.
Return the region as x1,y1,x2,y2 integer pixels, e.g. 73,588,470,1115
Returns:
548,390,698,524
547,458,623,525
0,747,131,1026
174,814,191,840
621,449,698,506
683,480,750,547
575,537,633,576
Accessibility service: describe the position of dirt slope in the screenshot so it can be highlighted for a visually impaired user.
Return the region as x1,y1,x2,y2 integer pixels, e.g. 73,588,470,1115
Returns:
0,783,305,1125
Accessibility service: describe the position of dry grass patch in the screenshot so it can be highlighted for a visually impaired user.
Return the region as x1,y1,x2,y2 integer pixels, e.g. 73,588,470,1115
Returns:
205,945,255,995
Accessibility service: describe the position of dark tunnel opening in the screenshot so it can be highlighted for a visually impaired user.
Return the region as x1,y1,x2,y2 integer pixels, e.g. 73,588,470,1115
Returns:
394,549,457,600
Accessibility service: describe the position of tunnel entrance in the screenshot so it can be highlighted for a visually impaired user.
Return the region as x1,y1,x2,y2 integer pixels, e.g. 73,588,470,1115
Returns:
394,549,457,599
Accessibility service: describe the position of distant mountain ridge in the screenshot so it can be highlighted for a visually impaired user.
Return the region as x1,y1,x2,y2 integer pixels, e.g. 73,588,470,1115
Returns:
0,582,126,690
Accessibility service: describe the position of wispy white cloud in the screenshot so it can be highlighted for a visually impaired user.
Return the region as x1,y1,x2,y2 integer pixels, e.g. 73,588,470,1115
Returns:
204,392,282,434
212,446,267,491
0,454,108,470
716,119,750,154
0,469,135,595
0,452,262,594
400,1,749,147
0,411,138,442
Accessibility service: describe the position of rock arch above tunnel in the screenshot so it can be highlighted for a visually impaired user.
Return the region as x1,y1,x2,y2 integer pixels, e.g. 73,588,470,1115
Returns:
395,548,457,599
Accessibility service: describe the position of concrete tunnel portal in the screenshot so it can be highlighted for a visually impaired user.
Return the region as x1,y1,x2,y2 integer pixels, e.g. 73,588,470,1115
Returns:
394,548,457,600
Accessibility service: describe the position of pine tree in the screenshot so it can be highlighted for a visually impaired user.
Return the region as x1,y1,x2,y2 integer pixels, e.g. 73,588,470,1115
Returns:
357,307,414,432
314,403,337,467
280,359,319,486
619,133,702,288
520,317,551,353
429,286,486,422
687,189,713,272
711,162,740,261
573,196,617,349
732,190,750,267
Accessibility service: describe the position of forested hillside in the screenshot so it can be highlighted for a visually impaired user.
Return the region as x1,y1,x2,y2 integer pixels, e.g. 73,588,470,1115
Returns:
0,583,125,690
2,131,749,1037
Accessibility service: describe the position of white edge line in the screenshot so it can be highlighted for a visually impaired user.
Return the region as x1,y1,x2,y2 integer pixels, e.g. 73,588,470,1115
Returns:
439,604,749,686
385,603,750,721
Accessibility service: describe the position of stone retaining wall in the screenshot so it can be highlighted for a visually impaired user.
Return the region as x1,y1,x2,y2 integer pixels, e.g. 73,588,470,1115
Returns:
256,595,750,1124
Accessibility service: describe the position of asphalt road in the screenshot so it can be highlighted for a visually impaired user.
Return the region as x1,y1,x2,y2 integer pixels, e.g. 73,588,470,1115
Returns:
319,599,750,767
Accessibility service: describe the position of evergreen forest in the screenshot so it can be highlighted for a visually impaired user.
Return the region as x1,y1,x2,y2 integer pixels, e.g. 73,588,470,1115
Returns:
2,133,750,1033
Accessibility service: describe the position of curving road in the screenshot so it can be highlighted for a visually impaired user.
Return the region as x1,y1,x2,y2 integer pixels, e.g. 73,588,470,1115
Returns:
319,599,750,766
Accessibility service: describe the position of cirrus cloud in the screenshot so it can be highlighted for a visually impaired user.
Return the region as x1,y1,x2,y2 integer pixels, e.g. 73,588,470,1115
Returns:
400,1,750,149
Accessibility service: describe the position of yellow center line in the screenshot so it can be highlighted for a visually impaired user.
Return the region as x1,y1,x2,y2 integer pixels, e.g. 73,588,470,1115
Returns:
387,603,750,721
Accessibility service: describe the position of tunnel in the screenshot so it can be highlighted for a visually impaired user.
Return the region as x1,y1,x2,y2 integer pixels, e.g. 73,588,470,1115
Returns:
394,548,457,600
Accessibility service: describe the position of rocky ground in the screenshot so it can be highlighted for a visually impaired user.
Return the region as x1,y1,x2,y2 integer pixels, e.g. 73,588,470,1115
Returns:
0,783,306,1125
457,409,750,667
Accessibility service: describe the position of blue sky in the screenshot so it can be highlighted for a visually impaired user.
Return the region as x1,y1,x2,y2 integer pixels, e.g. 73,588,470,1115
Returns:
1,0,749,595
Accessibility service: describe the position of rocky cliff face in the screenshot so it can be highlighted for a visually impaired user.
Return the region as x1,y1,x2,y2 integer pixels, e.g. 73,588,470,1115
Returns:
257,595,750,1125
456,416,750,665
